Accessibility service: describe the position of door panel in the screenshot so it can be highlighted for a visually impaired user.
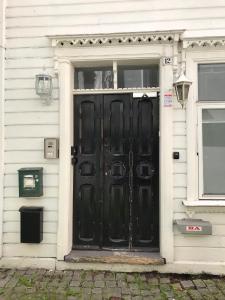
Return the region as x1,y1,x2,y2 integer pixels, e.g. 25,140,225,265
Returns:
73,94,159,250
132,97,159,248
73,95,102,247
103,95,131,247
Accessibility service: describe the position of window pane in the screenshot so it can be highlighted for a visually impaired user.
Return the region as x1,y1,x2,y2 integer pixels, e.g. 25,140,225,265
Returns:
74,67,113,89
198,64,225,101
118,65,159,88
202,109,225,194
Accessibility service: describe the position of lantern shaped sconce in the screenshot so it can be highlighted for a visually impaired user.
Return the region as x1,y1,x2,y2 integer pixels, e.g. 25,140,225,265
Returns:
35,71,53,104
173,73,192,108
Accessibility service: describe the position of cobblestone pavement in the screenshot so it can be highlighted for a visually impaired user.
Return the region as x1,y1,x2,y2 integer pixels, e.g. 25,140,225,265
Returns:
0,269,224,299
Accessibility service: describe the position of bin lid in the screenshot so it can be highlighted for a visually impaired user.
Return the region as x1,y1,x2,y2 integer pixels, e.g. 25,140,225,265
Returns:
19,206,43,212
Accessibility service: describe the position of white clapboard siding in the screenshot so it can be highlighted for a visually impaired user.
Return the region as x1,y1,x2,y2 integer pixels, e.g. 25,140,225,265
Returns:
6,58,54,69
5,89,58,100
5,112,58,125
3,232,57,244
173,136,186,149
3,244,57,258
6,2,225,18
6,0,225,8
4,187,58,198
173,174,186,187
7,18,225,39
173,198,186,213
175,247,225,262
5,151,57,164
5,138,55,151
5,68,54,79
174,109,186,122
4,198,58,211
3,221,57,234
4,174,58,187
5,163,58,174
5,100,59,113
173,122,186,136
7,9,225,29
6,48,53,59
5,125,59,138
174,235,225,248
174,187,187,199
6,37,51,48
5,79,58,90
174,163,187,174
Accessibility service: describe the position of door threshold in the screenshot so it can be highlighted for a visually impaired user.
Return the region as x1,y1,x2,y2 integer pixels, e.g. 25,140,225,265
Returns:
65,250,165,265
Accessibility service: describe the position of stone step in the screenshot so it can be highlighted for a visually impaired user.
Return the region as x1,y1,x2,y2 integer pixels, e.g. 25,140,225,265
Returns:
65,250,165,265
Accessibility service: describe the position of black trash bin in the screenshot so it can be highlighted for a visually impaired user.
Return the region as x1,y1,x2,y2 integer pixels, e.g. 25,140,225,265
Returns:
19,206,43,243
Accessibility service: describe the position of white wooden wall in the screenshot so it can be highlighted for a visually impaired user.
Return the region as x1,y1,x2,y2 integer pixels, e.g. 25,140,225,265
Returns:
4,0,225,261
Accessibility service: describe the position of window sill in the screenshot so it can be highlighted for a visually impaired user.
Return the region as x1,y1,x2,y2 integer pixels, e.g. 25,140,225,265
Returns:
183,200,225,207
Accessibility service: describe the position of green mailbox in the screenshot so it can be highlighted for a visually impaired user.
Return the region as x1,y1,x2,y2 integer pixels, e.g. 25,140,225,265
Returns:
18,168,43,197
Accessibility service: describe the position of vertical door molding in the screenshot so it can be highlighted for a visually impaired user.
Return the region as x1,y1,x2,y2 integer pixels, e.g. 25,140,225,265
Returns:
57,59,74,260
159,45,174,263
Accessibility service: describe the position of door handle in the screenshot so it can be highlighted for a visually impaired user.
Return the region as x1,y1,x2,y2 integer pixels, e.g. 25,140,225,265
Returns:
71,145,78,165
104,164,111,176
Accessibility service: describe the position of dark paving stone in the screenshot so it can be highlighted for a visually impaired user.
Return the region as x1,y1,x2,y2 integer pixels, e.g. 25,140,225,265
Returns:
181,280,195,289
118,281,128,288
147,278,158,285
159,277,170,284
94,272,105,280
193,279,206,289
121,287,131,295
70,280,81,287
94,280,105,288
105,272,116,281
105,280,117,287
92,287,102,294
82,280,93,288
127,274,136,283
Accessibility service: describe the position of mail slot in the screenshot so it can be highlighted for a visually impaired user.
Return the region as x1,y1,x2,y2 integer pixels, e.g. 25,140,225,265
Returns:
18,168,43,197
19,206,43,243
174,218,212,235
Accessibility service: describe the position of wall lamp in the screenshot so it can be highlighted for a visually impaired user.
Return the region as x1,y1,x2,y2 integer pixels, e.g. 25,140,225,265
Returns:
35,70,53,105
173,72,192,108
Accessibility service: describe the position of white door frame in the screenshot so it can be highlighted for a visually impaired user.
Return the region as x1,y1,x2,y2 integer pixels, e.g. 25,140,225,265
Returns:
52,33,176,263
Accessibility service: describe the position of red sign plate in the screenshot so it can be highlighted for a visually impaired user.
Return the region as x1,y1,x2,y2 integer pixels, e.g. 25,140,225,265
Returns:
186,226,202,232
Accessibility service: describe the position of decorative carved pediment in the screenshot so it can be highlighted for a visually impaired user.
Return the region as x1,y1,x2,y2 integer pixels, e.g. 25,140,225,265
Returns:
51,31,181,48
183,38,225,49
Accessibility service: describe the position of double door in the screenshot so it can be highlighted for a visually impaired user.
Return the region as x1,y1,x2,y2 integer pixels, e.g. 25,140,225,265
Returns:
73,94,159,250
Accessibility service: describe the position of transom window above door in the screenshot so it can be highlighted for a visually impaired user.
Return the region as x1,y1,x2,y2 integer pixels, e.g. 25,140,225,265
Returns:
74,60,159,90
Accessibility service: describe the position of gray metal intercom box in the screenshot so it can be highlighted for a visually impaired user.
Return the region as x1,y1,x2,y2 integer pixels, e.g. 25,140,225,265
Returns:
44,138,59,159
174,219,212,235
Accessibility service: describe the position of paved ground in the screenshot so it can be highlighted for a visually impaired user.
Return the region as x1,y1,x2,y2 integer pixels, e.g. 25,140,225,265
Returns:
0,269,224,299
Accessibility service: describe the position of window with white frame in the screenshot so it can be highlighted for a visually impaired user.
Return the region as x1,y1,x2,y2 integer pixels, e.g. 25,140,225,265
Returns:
198,63,225,198
74,60,159,90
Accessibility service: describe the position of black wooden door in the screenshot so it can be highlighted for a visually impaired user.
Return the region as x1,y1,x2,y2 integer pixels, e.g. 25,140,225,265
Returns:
73,94,159,250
